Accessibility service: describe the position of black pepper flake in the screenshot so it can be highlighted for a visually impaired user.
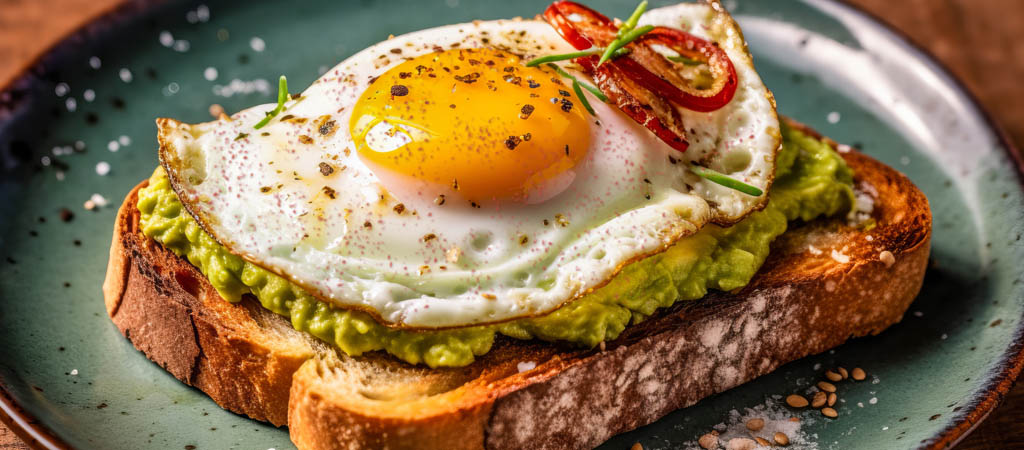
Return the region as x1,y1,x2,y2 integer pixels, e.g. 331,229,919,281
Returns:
543,219,550,226
318,120,337,136
452,179,459,190
298,135,314,144
390,48,403,54
468,59,481,66
522,133,532,141
668,155,678,165
261,132,270,136
73,239,81,246
415,64,430,75
503,67,515,73
503,74,522,85
322,186,337,199
390,85,409,96
63,282,71,288
435,194,446,205
450,104,456,109
519,104,534,119
454,72,480,84
558,89,571,97
519,235,529,245
363,221,373,229
38,217,45,223
504,135,522,150
393,203,405,214
29,230,38,237
560,98,573,112
565,145,570,155
550,97,559,104
643,178,651,184
398,72,412,79
260,186,272,193
318,162,334,176
528,80,540,88
422,233,437,242
470,201,481,208
645,194,651,200
234,133,249,141
59,208,74,222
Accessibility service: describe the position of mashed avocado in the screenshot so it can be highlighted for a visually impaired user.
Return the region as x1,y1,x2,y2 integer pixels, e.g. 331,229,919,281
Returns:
137,125,854,367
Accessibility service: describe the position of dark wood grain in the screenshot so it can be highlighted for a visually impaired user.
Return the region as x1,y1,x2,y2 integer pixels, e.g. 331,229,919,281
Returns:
0,0,1021,449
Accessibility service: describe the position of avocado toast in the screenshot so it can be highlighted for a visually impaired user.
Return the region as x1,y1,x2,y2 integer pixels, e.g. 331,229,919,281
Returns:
102,1,931,448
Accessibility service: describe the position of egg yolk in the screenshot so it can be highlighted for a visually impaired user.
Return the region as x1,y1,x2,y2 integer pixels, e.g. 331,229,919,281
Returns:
350,48,591,202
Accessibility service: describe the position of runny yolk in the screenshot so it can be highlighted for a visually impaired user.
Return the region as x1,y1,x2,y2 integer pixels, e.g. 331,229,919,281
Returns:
349,48,591,202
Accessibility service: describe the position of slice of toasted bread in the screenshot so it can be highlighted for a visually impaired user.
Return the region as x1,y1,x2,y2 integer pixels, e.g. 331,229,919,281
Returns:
102,120,931,449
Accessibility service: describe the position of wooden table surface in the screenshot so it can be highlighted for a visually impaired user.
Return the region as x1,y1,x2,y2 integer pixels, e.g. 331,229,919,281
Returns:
1,0,1021,448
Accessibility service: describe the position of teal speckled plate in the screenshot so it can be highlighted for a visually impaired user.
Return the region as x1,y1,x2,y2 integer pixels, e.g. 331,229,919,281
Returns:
1,1,1021,449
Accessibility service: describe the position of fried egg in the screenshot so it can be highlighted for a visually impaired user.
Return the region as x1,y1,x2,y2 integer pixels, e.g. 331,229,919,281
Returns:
157,2,779,329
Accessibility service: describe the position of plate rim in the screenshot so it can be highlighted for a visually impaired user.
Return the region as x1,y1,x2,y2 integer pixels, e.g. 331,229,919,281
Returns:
0,0,1020,448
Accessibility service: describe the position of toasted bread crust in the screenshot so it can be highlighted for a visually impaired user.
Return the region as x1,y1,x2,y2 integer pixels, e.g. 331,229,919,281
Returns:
103,123,931,449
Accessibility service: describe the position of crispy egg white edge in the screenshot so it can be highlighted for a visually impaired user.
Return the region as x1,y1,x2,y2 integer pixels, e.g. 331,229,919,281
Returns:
157,2,779,329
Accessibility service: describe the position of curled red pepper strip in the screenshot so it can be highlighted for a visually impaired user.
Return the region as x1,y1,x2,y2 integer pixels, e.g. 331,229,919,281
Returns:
542,1,738,113
542,1,615,50
577,55,689,152
628,27,738,113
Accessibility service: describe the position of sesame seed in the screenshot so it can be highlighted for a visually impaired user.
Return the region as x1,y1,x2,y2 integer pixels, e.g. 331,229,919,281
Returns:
785,394,808,408
811,391,827,408
697,433,718,449
745,418,764,431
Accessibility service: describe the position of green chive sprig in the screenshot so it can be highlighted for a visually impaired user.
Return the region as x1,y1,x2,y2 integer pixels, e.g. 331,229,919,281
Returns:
546,63,607,103
597,1,651,66
690,165,764,196
526,47,628,67
571,80,596,115
667,54,703,66
254,76,289,130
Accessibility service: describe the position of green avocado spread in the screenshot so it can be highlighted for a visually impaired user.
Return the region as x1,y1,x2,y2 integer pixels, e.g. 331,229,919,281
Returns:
137,125,854,368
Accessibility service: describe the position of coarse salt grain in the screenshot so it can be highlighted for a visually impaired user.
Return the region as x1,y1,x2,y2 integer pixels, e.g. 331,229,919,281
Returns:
95,161,111,176
70,369,78,376
250,37,266,52
830,249,850,264
516,361,536,373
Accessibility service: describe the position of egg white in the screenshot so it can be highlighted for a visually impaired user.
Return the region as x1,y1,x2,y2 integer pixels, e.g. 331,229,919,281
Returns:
158,2,779,328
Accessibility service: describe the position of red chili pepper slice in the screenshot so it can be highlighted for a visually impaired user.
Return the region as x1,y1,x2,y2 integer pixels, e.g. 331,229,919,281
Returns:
542,2,738,113
576,55,689,152
542,1,616,50
626,27,738,112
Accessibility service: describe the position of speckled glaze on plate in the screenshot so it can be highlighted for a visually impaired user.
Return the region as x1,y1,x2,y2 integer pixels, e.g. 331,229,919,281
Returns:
0,0,1020,449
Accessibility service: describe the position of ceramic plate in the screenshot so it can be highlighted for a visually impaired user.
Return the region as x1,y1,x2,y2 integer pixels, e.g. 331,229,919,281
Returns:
1,0,1021,449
